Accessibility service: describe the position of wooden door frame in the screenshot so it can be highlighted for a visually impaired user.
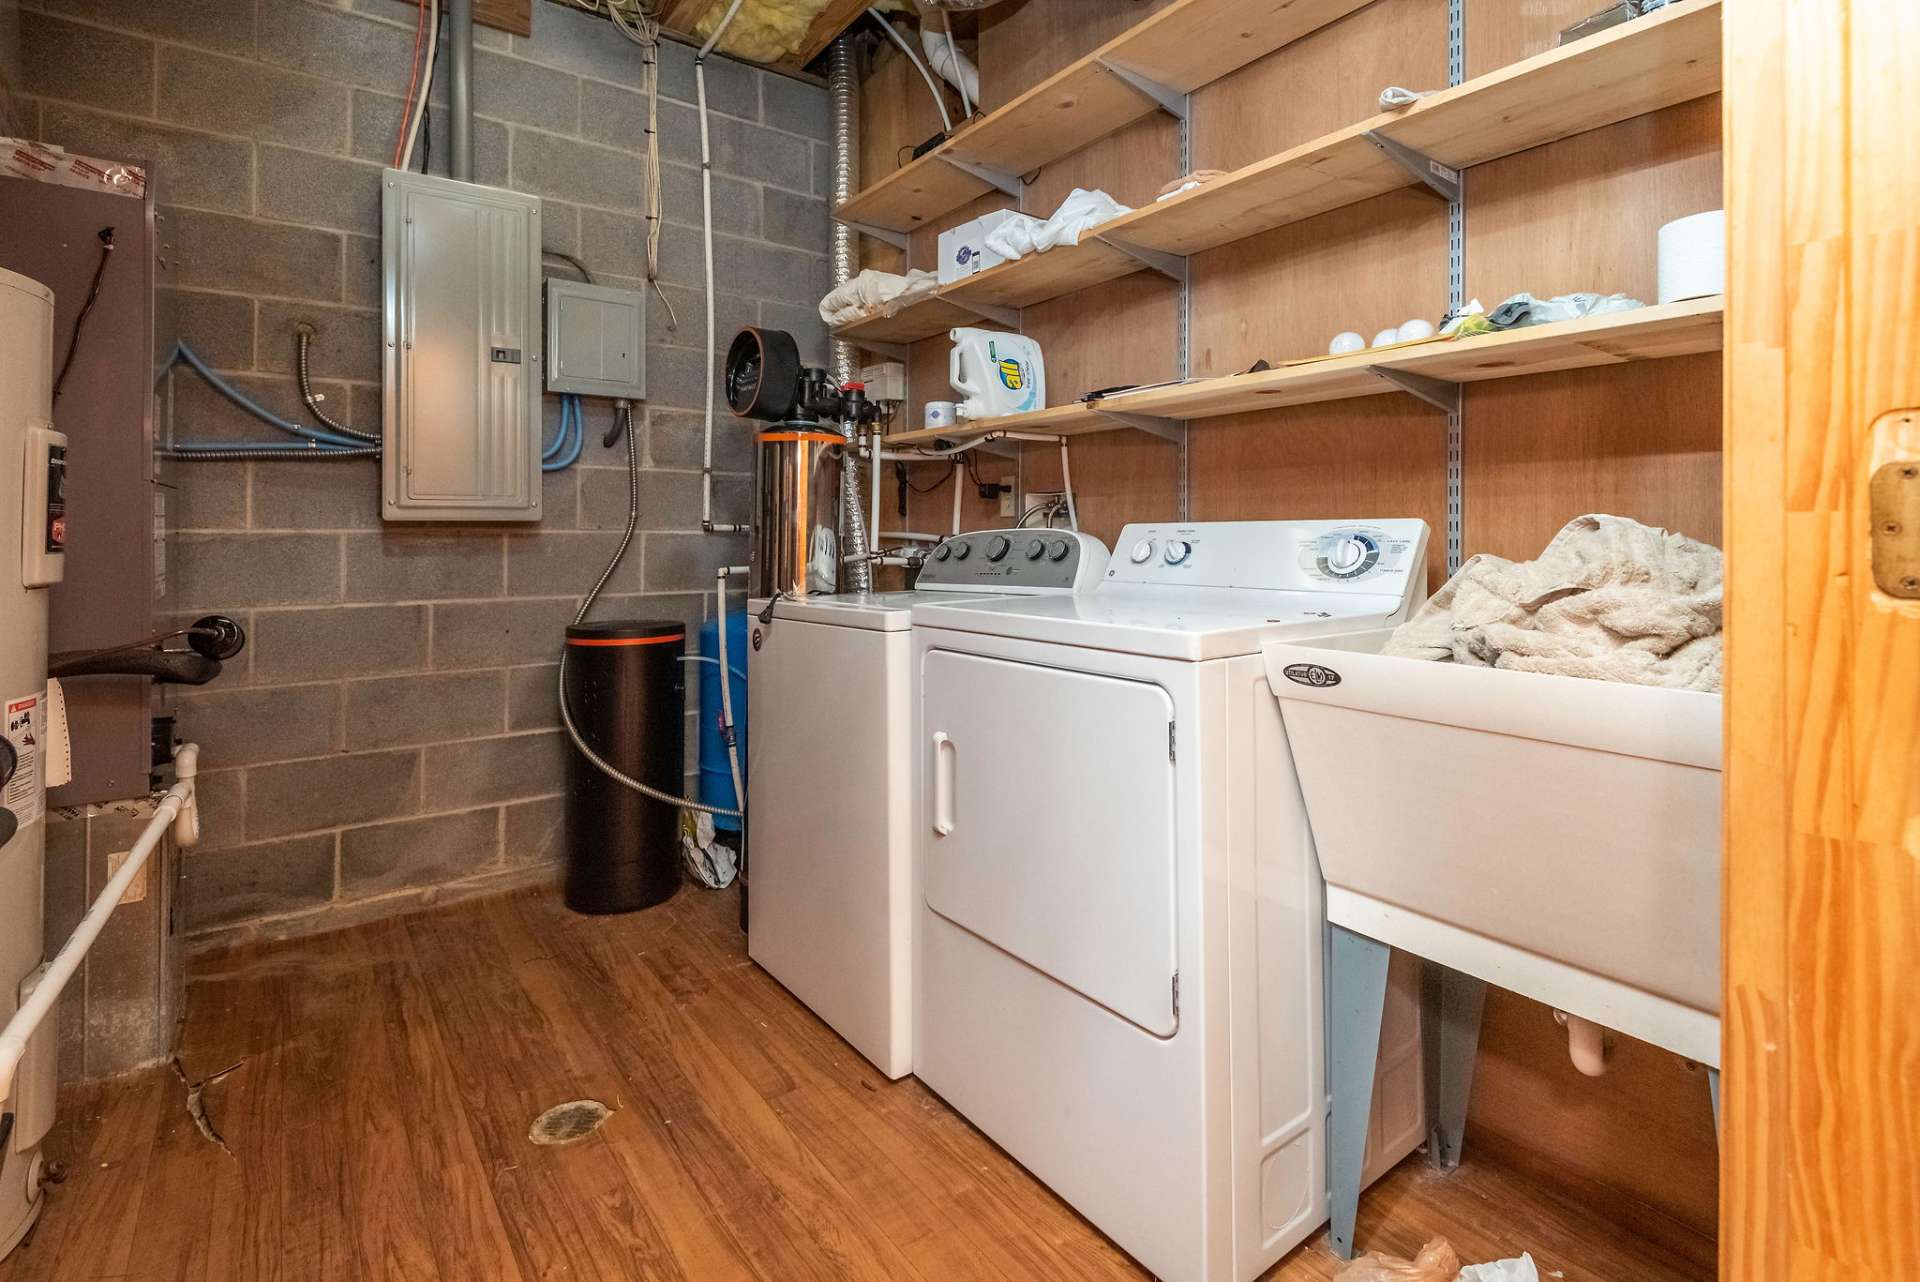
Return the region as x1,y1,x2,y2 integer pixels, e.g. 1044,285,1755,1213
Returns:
1722,0,1920,1276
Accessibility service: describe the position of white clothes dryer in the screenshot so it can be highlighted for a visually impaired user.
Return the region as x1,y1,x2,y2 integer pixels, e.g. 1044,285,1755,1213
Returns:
910,520,1431,1282
746,529,1108,1079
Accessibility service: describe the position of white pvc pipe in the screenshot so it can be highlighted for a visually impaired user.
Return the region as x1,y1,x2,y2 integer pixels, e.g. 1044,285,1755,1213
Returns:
1556,1009,1611,1077
869,7,953,132
0,745,200,1099
952,464,964,534
698,0,748,534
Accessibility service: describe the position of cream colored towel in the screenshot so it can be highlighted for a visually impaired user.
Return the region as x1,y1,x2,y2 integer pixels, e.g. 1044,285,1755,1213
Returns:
818,268,938,327
1382,514,1723,692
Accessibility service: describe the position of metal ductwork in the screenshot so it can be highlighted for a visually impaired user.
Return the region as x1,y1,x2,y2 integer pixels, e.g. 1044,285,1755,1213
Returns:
827,35,871,591
449,0,475,180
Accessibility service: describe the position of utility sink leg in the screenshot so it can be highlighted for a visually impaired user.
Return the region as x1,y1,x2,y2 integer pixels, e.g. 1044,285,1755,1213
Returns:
1329,925,1391,1261
1708,1067,1721,1139
1422,961,1486,1170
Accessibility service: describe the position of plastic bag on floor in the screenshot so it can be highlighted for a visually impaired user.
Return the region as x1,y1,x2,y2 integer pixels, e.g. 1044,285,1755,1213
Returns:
1459,1254,1540,1282
1332,1238,1460,1282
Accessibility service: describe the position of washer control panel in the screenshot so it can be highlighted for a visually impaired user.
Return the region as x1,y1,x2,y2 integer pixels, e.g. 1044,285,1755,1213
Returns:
919,528,1110,592
1106,520,1429,595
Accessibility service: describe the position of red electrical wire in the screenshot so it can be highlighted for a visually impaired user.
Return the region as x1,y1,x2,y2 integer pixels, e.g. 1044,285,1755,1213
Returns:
393,0,430,166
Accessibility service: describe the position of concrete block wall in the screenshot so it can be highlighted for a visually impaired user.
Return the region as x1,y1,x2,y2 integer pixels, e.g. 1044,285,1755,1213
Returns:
19,0,831,943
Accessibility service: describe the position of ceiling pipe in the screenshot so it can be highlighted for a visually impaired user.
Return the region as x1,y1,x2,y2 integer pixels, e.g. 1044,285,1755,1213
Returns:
449,0,475,180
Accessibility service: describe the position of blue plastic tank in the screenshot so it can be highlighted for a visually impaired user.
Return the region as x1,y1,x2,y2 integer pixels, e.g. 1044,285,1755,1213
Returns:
696,612,748,831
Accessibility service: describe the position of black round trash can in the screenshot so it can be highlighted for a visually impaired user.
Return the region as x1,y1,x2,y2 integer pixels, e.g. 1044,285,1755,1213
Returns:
562,619,687,914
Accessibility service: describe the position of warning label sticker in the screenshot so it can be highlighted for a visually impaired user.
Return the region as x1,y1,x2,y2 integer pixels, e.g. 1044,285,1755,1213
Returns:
5,692,46,829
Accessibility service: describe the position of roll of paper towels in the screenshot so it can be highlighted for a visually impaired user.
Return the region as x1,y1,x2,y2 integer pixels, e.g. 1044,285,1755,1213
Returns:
1657,209,1725,305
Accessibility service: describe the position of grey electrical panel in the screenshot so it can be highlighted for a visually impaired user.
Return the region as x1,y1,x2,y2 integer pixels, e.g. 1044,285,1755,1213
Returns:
545,280,646,399
381,169,542,522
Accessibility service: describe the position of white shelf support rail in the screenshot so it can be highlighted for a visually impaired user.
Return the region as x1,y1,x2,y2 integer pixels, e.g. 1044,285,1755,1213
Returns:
1444,0,1467,575
0,744,202,1099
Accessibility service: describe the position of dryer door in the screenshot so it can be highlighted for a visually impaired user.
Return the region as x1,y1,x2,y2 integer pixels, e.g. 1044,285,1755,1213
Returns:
922,648,1178,1036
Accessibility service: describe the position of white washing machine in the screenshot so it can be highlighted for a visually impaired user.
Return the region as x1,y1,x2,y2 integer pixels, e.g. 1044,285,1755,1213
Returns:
910,519,1432,1282
746,528,1108,1079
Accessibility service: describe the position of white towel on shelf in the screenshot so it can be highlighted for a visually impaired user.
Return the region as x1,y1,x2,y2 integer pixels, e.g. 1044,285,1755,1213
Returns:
818,268,938,326
1382,513,1723,691
983,187,1133,258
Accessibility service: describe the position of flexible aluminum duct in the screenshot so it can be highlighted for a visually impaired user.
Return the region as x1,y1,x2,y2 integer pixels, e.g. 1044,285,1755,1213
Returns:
827,35,871,591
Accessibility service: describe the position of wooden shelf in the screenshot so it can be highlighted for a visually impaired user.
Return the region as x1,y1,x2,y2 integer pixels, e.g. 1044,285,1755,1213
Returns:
835,0,1377,235
1106,0,1721,257
833,293,981,346
838,0,1720,351
884,296,1724,445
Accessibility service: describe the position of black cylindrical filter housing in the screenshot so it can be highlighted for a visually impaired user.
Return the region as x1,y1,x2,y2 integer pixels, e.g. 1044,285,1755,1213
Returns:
562,619,686,913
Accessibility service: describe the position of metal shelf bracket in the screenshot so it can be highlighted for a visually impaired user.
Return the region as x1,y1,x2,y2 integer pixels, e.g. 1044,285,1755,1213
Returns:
1095,58,1190,121
940,155,1024,200
1370,366,1462,415
839,218,909,251
953,298,1020,328
847,338,911,362
1094,234,1189,284
1361,131,1462,203
1090,407,1185,443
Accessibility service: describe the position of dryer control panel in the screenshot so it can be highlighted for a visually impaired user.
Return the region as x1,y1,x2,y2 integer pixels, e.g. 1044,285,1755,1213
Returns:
1108,520,1429,597
917,528,1110,593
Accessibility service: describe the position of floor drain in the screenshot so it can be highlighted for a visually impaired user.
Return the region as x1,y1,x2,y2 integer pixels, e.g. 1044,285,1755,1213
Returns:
529,1099,612,1145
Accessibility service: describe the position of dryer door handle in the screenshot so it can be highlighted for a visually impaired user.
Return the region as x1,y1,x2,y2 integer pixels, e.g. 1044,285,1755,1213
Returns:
931,731,956,836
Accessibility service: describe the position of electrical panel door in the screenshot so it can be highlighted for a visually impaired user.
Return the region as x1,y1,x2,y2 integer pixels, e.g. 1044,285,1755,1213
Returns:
381,169,542,522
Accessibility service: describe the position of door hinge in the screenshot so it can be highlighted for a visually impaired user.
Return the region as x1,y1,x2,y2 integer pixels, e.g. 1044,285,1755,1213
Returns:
1168,719,1176,762
1171,972,1180,1019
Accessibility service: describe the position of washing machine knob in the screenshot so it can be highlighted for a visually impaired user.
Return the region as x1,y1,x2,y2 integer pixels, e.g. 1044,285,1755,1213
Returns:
1025,538,1046,560
1048,538,1071,562
986,535,1011,561
933,543,953,561
1327,537,1366,572
951,541,971,560
1163,539,1192,565
1129,538,1157,564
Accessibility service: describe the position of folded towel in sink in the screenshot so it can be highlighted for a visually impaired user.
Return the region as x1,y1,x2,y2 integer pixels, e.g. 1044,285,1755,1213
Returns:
1381,513,1723,691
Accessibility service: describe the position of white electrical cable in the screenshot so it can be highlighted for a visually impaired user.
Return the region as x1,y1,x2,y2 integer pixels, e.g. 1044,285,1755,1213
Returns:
698,0,748,533
400,0,440,170
869,7,953,132
944,17,971,119
1059,440,1078,531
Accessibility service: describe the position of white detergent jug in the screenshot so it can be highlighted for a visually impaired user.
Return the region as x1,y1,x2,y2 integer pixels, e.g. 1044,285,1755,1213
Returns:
949,327,1044,420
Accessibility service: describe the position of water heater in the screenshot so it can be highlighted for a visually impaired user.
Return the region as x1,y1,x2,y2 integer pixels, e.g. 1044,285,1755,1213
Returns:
0,267,64,1257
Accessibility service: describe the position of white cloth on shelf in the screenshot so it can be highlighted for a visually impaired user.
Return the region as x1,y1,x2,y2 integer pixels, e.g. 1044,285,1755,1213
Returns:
1382,514,1723,692
818,268,938,326
982,187,1132,258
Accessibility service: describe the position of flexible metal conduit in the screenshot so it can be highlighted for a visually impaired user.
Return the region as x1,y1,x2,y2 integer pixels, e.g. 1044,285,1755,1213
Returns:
0,745,201,1099
828,34,871,591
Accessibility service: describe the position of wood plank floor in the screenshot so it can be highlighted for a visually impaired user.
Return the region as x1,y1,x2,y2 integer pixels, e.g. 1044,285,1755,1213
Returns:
1,885,1714,1282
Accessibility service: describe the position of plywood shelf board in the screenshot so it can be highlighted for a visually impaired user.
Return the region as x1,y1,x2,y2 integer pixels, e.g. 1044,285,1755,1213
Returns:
835,0,1377,232
886,297,1723,444
835,295,981,346
942,238,1145,310
843,0,1722,327
1105,0,1723,256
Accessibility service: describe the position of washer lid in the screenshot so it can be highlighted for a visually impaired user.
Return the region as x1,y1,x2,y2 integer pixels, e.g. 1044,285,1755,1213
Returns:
757,590,1002,632
911,585,1409,660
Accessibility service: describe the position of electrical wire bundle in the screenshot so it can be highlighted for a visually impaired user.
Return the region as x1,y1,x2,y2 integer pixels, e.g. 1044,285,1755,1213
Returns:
394,0,440,171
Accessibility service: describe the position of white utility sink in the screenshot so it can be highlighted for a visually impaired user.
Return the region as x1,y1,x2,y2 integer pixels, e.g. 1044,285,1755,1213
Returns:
1263,628,1721,1065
